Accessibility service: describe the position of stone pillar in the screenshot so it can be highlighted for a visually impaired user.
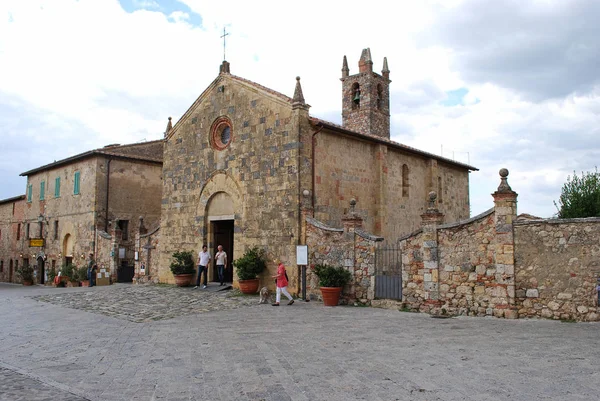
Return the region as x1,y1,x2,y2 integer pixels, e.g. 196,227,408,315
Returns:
341,198,363,234
491,168,518,318
420,192,444,310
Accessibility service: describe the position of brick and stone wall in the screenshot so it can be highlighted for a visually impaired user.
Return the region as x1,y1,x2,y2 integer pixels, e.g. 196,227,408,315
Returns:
514,218,600,321
0,196,26,283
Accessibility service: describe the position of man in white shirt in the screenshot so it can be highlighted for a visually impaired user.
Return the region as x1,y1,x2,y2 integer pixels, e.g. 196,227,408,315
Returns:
215,244,227,286
195,245,211,289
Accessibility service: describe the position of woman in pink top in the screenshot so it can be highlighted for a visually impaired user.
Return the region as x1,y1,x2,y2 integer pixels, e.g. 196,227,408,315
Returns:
271,258,294,306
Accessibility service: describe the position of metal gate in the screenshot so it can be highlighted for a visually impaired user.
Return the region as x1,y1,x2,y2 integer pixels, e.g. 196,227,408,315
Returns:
374,242,402,300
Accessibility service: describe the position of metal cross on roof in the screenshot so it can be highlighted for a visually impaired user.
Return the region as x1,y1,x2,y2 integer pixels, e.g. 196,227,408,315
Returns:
221,27,230,61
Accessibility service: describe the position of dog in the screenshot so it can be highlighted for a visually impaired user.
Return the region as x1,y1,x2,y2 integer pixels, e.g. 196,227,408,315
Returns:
258,286,272,304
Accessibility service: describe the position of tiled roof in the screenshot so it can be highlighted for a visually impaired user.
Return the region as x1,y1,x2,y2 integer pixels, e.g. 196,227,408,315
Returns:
0,195,26,205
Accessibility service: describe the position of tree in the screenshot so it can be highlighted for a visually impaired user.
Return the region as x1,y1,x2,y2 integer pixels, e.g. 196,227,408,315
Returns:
554,168,600,218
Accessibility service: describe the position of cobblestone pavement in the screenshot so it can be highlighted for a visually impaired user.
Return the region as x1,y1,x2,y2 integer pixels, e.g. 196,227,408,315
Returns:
31,284,257,322
0,366,88,401
1,282,600,401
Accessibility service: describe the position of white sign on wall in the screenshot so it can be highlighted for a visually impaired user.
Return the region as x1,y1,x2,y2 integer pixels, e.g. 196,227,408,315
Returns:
296,245,308,265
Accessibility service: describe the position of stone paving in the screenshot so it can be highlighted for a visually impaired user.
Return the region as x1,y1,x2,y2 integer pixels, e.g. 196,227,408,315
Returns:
0,366,88,401
1,282,600,401
31,284,257,323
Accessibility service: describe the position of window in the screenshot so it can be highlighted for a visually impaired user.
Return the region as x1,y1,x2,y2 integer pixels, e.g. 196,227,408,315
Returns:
0,229,2,241
118,220,129,241
16,223,20,241
54,220,59,240
27,184,32,202
376,84,383,110
40,181,45,200
438,176,443,203
210,116,233,150
402,164,409,197
0,261,3,273
73,171,80,195
55,177,61,198
26,223,30,239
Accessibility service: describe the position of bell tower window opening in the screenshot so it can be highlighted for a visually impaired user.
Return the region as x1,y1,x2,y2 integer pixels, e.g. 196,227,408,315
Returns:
351,83,360,109
376,84,383,110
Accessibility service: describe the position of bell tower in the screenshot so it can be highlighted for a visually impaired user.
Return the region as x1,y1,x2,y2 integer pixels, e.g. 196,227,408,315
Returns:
341,48,391,139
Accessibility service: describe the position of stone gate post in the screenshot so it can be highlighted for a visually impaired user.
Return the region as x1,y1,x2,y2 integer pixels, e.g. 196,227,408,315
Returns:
420,192,444,311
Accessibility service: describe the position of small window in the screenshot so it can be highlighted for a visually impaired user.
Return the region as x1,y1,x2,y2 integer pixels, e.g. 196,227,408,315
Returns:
0,261,3,273
27,184,32,202
210,117,233,151
54,220,59,240
376,84,383,110
438,176,443,203
26,223,30,239
55,177,61,198
16,223,21,241
118,220,129,241
0,229,2,241
402,164,409,197
74,171,80,195
40,181,45,200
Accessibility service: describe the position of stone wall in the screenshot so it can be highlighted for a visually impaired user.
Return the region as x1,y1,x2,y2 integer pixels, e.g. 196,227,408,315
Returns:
304,207,381,304
0,196,26,283
515,218,600,321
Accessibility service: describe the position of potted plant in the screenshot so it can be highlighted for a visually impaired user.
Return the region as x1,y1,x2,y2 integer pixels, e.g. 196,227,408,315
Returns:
17,264,35,286
170,251,195,287
60,263,77,287
233,247,267,294
313,264,353,306
77,265,89,287
47,267,57,286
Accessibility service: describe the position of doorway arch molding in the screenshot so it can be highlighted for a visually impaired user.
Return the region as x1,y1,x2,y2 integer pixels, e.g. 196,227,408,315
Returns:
197,171,244,238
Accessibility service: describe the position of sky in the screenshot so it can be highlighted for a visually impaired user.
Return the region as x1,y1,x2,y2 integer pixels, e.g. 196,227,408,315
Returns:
1,0,599,219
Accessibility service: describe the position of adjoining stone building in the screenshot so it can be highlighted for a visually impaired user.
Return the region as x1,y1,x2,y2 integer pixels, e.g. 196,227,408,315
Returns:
0,195,26,283
0,141,164,284
157,48,477,289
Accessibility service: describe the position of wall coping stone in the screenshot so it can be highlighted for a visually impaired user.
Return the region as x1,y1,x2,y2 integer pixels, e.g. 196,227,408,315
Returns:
437,208,495,230
397,228,423,242
97,230,111,239
306,217,344,232
141,225,160,238
355,229,384,241
514,216,600,226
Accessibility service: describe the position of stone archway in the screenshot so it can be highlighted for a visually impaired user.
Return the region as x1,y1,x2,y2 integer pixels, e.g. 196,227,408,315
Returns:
198,172,243,285
63,233,74,266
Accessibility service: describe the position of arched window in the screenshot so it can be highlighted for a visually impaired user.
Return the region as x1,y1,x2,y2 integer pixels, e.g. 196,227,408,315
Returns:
351,82,360,109
402,164,409,197
376,84,383,110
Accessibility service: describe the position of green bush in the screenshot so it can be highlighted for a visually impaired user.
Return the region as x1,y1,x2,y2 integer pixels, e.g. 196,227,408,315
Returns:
47,267,57,282
170,251,195,275
60,263,76,281
16,264,34,282
313,264,352,288
233,247,267,280
76,266,89,281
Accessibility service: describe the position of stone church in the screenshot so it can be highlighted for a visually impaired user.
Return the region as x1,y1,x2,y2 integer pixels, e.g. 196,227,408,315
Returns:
157,48,476,288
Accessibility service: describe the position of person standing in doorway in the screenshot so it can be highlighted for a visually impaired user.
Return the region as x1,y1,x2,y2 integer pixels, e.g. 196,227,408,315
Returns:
271,258,294,306
215,245,227,286
195,245,211,289
87,253,95,287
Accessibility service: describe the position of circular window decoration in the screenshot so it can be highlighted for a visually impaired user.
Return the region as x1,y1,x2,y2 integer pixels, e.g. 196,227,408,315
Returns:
210,116,233,150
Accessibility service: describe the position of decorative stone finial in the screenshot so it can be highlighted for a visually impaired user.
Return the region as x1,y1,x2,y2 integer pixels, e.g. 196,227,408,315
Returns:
342,55,349,78
164,116,173,137
497,168,512,192
219,60,230,74
428,191,437,210
349,198,357,213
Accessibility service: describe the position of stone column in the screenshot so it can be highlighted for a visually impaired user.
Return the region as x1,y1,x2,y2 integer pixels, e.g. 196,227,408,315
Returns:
491,168,518,318
420,192,444,311
341,199,364,302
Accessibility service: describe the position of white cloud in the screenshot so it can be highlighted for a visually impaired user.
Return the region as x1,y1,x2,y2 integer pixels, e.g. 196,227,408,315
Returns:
1,0,599,220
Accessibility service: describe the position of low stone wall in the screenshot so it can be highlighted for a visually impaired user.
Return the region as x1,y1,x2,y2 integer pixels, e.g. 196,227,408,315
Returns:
305,216,380,304
514,218,600,321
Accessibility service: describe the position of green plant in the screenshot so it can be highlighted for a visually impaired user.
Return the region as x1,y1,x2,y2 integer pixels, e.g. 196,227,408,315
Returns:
60,263,76,281
170,251,195,275
17,264,35,282
313,264,352,288
554,168,600,218
233,247,267,280
47,267,57,282
76,266,89,282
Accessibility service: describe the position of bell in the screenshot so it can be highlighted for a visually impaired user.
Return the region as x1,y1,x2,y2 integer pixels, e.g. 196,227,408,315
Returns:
353,91,361,103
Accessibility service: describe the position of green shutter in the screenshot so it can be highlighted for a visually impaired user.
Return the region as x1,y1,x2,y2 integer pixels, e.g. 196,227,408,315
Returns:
74,171,80,195
40,181,45,200
55,177,61,198
27,184,32,202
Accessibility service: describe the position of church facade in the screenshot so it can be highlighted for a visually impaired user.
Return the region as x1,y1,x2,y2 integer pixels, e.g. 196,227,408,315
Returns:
157,49,476,289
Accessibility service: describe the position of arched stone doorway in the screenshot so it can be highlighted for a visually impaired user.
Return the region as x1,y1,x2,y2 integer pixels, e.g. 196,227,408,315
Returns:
63,233,74,266
206,192,235,283
37,256,45,285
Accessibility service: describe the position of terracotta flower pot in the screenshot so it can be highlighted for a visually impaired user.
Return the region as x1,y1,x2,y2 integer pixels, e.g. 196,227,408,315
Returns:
238,278,259,294
320,287,343,306
22,280,33,286
174,273,193,287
